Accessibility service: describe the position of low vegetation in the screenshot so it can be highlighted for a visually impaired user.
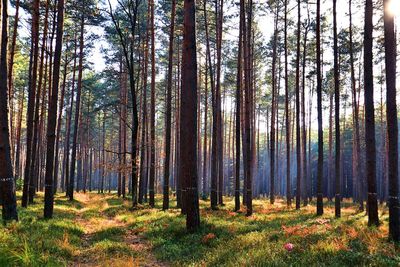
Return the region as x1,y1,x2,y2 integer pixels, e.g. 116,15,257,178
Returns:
1,192,399,266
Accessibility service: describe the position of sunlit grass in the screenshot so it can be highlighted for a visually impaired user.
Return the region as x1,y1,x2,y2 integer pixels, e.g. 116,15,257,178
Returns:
1,192,399,266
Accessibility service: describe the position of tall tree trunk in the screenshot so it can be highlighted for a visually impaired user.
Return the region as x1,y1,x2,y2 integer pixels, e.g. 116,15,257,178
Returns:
118,60,123,197
316,0,324,216
363,0,379,226
216,0,224,206
328,93,333,200
181,0,200,231
348,0,362,211
284,0,291,207
69,10,85,201
163,0,176,211
0,0,18,221
308,80,314,202
54,42,69,193
14,88,24,180
295,0,301,210
63,34,78,194
44,0,64,218
333,0,341,218
149,0,156,208
301,11,309,206
101,112,106,193
244,0,253,216
30,0,50,203
383,0,399,240
22,0,40,207
204,0,217,210
139,4,150,204
8,0,20,160
270,1,279,205
234,0,244,212
202,60,209,199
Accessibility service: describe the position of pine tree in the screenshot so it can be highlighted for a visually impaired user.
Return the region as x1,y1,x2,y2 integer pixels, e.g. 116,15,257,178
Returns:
181,0,200,231
383,0,399,240
363,0,379,226
163,0,176,211
44,0,65,218
0,0,18,222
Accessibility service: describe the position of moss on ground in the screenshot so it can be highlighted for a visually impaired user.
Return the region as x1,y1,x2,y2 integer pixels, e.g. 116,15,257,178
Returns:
1,192,399,266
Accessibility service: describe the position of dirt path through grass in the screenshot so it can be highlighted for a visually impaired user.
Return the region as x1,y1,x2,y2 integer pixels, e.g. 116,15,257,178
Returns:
71,193,167,267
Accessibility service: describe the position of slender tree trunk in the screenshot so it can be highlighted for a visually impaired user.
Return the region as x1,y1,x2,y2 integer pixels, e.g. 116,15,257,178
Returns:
348,0,362,211
0,0,18,221
284,0,291,207
14,88,24,180
118,60,123,197
202,60,209,199
204,0,217,210
181,0,200,231
244,0,253,216
30,0,49,203
383,0,399,240
22,0,40,207
333,0,341,217
270,1,279,205
316,0,324,216
216,0,224,206
363,0,379,226
139,5,150,204
101,113,106,193
69,10,85,201
54,43,69,193
44,0,64,218
63,34,78,194
234,0,244,212
301,12,309,206
295,0,301,210
8,0,20,160
149,0,156,208
308,80,314,202
328,93,333,200
162,0,176,211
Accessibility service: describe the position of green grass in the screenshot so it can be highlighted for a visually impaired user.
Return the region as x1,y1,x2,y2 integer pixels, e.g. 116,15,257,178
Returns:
1,192,399,266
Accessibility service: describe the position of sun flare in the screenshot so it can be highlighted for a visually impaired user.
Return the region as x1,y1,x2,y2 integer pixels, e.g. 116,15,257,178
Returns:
387,0,400,16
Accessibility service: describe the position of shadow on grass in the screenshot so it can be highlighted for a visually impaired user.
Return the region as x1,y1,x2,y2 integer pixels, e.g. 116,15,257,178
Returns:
54,197,84,210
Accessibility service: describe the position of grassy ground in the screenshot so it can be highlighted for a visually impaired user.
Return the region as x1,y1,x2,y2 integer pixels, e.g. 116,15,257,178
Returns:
1,192,399,266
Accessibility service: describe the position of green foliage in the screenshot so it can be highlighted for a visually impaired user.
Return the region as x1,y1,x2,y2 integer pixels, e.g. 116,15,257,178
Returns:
1,193,399,266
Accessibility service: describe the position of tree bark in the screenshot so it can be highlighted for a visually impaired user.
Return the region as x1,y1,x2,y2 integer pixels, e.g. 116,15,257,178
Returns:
203,0,217,210
0,0,18,221
244,0,253,216
139,3,150,204
216,0,224,206
383,0,399,240
284,0,291,207
234,0,244,212
333,0,341,218
30,0,50,203
149,0,156,208
294,0,301,210
163,0,176,211
301,10,309,206
316,0,324,215
270,1,279,205
181,0,200,231
69,9,85,200
8,0,20,160
363,0,379,226
44,0,65,218
22,0,40,207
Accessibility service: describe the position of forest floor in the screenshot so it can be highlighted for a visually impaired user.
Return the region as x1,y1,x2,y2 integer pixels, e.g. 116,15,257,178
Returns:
1,192,400,266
